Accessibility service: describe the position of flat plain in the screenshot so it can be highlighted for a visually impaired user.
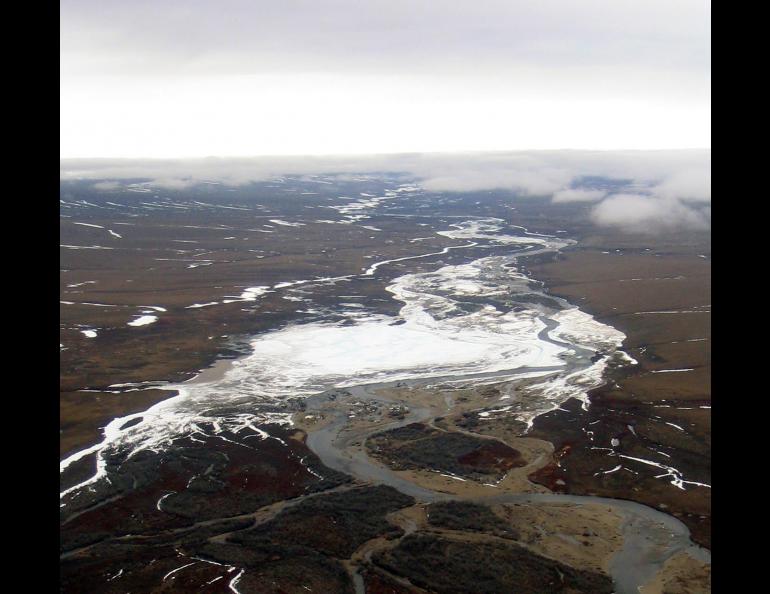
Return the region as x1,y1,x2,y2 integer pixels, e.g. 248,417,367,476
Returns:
60,176,710,593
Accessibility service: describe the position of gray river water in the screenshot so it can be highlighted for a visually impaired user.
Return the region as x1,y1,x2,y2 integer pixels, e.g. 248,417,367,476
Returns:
304,382,710,594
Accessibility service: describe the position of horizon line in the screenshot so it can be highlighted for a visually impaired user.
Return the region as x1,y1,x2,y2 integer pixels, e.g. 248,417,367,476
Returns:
60,147,711,162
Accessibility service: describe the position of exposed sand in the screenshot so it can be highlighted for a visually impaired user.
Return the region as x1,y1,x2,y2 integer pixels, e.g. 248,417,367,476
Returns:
350,500,623,587
493,502,623,573
295,383,556,497
298,372,710,594
639,550,711,594
183,356,235,385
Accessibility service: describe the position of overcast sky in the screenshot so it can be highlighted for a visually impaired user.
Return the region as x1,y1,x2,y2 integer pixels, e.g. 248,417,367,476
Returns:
61,0,710,158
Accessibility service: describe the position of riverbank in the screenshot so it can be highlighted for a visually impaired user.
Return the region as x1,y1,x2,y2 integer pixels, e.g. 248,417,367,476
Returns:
296,378,711,593
526,242,711,548
60,181,710,592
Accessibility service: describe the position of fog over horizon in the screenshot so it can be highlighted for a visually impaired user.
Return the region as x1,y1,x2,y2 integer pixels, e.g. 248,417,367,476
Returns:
62,0,709,231
61,149,710,232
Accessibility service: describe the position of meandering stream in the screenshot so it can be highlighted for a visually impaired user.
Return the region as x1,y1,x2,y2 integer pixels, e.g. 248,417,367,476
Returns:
304,383,710,594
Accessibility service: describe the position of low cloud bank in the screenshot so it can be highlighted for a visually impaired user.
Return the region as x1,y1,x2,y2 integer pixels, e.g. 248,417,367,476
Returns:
61,149,710,231
552,188,607,203
591,193,710,231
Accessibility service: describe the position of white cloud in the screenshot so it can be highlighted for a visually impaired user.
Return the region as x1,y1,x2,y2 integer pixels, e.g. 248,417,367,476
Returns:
552,188,606,203
148,177,199,190
653,167,711,202
91,181,121,190
590,193,710,231
62,149,711,232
